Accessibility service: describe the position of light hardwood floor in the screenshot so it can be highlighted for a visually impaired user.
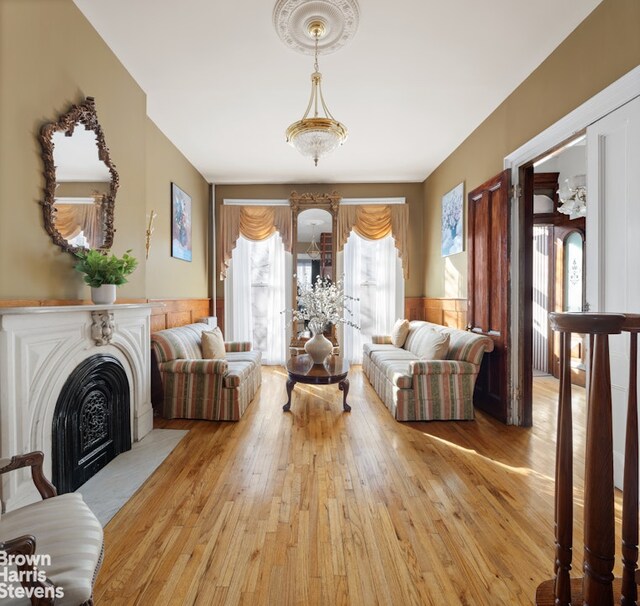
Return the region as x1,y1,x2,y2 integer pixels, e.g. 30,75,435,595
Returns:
93,369,623,605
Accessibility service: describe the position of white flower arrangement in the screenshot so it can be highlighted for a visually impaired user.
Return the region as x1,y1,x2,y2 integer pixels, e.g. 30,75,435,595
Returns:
287,276,359,334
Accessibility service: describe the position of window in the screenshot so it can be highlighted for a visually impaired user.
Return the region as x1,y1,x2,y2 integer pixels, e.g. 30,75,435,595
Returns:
342,233,404,363
224,234,290,365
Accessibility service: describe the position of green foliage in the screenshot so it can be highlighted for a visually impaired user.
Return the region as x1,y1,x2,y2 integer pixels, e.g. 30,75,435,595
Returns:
74,249,138,288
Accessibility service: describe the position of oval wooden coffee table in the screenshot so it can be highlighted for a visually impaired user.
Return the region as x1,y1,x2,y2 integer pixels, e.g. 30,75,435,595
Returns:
283,354,350,412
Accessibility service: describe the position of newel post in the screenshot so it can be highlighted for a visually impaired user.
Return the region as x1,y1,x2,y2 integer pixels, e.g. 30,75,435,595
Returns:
546,312,625,606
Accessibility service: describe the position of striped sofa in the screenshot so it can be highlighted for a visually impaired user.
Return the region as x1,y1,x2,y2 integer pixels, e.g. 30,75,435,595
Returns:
363,321,494,421
151,323,262,421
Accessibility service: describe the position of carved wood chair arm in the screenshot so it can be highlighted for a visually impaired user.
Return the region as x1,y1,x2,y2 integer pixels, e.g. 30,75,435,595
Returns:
0,451,57,499
0,535,57,606
0,533,37,557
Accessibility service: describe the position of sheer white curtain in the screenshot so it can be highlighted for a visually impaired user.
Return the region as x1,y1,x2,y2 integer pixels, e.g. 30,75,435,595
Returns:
224,233,290,365
342,233,404,363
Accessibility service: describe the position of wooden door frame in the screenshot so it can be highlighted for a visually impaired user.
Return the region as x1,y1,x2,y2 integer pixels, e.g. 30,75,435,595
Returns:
503,65,640,425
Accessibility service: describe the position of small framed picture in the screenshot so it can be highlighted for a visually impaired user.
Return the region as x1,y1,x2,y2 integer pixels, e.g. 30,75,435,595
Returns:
441,182,464,257
171,183,192,261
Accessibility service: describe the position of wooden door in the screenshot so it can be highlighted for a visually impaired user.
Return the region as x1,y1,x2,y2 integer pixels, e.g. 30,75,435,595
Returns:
467,170,511,422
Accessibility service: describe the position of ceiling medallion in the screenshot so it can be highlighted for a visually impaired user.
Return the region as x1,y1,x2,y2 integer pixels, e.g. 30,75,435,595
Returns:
273,0,360,56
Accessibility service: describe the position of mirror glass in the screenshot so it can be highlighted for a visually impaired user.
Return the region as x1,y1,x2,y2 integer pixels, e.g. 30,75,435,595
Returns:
294,208,333,338
296,208,333,289
52,125,111,249
40,97,118,254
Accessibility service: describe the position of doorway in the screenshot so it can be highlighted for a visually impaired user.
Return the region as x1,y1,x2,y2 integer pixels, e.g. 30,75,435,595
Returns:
530,136,587,396
504,65,640,427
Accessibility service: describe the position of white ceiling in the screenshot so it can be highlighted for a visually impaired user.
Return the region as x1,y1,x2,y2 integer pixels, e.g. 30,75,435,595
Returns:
53,125,111,182
73,0,602,185
297,208,332,242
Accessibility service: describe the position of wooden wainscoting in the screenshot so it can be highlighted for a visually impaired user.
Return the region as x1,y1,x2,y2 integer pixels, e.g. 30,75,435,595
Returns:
404,297,425,321
404,297,467,329
148,299,212,333
423,298,467,329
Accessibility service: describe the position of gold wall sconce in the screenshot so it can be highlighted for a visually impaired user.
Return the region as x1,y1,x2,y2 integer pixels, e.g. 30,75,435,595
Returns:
145,210,157,259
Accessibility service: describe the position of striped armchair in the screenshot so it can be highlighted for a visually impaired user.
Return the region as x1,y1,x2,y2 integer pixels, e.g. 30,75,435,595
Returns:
363,321,494,421
151,323,262,421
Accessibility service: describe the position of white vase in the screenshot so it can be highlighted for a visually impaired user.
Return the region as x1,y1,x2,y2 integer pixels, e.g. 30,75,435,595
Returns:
91,284,117,305
304,322,333,364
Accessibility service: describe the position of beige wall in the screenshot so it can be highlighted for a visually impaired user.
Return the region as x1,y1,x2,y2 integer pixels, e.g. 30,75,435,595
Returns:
145,119,209,299
0,0,209,301
423,0,640,298
215,182,424,299
55,182,111,197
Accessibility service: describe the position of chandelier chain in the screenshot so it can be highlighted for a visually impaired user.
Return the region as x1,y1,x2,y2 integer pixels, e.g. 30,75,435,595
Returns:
284,16,349,166
313,34,320,117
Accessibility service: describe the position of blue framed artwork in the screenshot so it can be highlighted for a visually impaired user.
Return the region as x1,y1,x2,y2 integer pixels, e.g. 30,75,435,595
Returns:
171,182,192,261
441,182,464,257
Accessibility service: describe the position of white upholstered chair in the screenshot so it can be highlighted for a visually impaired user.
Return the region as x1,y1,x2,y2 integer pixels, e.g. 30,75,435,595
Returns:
0,452,103,605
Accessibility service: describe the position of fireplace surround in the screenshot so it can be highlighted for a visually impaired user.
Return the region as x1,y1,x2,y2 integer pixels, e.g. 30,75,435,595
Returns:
0,304,153,511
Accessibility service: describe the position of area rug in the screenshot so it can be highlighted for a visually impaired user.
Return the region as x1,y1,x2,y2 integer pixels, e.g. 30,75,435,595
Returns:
76,428,188,526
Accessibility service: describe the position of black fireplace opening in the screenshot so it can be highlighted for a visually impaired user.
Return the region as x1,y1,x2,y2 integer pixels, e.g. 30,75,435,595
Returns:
52,354,131,494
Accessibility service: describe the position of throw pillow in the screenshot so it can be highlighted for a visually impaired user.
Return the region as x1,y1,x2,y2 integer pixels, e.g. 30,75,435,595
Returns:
390,319,410,347
202,328,226,359
415,330,450,360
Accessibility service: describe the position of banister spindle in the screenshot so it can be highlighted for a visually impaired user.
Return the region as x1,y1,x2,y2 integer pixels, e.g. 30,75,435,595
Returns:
553,329,573,605
544,312,625,606
621,314,640,605
583,329,616,605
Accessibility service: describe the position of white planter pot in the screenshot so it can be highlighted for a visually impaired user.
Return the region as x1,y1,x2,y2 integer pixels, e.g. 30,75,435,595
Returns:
91,284,117,305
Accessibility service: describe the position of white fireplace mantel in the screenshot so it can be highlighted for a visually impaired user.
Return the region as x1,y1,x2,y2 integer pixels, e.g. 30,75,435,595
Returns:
0,304,153,511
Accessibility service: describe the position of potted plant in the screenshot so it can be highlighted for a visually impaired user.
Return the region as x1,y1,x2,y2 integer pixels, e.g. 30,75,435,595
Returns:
74,249,138,305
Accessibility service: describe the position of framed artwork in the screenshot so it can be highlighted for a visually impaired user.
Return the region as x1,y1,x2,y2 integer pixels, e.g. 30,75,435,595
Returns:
171,182,192,261
441,182,464,257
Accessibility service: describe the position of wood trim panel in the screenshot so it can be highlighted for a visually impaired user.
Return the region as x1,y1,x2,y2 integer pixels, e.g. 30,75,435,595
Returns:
0,299,43,308
148,299,212,332
404,297,425,321
422,298,467,329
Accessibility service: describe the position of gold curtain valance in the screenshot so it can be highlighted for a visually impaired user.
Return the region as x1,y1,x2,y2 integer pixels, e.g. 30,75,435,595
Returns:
337,204,409,278
53,202,103,244
220,205,292,279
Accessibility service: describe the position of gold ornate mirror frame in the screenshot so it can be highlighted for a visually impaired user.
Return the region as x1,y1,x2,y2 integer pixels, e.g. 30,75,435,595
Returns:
289,191,341,348
40,97,119,254
290,190,340,306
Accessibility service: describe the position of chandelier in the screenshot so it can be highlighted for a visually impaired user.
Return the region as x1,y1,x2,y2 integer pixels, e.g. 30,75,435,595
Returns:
285,20,348,166
306,221,322,259
557,175,587,219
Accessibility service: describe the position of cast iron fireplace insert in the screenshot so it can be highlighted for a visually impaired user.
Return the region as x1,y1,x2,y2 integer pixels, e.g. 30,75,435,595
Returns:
52,354,131,493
